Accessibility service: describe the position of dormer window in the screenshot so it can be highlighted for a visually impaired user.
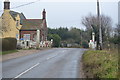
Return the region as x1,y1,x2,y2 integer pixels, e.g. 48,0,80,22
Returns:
16,20,19,26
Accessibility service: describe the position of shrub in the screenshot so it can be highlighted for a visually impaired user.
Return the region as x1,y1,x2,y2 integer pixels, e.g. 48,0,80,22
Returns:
48,34,61,47
1,37,17,51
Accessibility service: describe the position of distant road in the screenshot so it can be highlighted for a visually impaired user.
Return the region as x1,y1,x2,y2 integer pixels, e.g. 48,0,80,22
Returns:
2,48,86,78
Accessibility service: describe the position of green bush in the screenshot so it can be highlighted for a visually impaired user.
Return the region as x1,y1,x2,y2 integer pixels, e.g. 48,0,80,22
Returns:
0,37,17,51
48,34,61,47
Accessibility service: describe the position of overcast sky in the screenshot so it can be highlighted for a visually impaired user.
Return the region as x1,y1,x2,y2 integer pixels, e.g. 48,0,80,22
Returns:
0,0,119,29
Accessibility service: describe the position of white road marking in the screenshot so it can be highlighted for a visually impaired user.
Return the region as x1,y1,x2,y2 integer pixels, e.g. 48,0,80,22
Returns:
12,63,40,80
12,53,59,79
46,54,58,60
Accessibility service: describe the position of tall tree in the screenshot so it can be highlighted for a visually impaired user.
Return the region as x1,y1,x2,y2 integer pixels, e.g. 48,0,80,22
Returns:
48,27,89,48
81,14,112,49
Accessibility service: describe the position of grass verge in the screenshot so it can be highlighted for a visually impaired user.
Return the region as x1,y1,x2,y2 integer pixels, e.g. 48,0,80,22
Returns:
82,50,118,78
0,50,18,55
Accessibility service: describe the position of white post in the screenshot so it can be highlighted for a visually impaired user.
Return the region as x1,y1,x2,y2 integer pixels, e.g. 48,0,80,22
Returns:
92,32,95,42
36,30,40,48
37,30,40,43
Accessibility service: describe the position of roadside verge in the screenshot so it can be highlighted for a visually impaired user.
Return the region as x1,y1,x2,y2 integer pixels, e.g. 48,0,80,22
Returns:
0,48,50,62
82,50,118,78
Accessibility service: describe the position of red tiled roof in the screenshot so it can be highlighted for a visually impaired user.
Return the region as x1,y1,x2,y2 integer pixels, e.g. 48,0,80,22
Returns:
21,19,43,30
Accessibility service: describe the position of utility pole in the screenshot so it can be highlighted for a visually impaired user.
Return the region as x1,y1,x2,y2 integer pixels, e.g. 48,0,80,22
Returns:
97,0,102,50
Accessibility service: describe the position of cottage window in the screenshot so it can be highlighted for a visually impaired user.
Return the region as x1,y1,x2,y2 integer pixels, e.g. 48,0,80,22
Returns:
23,34,30,41
16,20,19,26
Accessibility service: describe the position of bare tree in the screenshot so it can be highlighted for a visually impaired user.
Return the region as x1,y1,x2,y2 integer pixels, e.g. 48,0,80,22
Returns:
81,14,112,49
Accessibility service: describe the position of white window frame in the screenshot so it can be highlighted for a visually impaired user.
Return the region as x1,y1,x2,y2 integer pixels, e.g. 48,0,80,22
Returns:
23,34,30,41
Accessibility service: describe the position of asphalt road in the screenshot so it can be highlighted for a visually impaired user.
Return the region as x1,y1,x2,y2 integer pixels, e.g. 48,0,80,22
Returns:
2,48,86,78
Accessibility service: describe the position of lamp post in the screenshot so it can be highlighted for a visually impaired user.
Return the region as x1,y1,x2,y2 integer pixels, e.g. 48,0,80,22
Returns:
97,0,102,50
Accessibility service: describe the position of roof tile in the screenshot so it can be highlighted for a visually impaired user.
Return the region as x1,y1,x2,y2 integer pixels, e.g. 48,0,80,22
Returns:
20,19,43,30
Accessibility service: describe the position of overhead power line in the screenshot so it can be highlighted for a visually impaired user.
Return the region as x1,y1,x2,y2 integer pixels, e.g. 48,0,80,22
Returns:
11,0,41,9
0,0,41,12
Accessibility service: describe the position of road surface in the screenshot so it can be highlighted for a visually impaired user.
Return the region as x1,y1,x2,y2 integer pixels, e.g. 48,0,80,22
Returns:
2,48,86,78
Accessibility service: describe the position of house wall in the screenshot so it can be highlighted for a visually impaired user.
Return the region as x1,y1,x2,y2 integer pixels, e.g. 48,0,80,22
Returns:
20,29,46,42
20,30,37,41
15,13,22,40
0,10,21,39
41,19,48,41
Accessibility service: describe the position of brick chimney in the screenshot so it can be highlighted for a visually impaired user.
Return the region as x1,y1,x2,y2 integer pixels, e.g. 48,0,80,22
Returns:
4,0,10,10
42,9,46,19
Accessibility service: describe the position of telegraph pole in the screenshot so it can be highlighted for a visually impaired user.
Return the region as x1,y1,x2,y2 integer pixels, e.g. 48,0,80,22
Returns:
97,0,102,50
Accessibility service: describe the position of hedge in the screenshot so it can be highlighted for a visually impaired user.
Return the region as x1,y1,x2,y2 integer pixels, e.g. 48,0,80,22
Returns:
0,37,17,51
